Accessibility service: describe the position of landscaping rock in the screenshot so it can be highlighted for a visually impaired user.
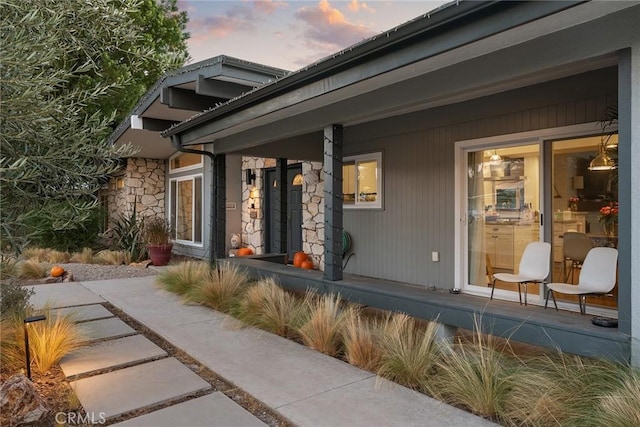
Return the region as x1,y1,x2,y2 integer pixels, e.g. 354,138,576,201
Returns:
0,373,50,426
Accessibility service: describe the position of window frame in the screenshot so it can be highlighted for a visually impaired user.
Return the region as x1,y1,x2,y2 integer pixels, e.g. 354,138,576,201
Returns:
168,173,204,247
343,152,383,210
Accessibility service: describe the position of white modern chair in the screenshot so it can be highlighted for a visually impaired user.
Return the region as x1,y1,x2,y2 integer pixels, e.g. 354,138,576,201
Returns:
545,247,618,315
490,241,551,306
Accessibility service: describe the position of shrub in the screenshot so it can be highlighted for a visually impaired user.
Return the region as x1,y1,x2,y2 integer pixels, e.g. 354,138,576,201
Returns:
16,260,47,279
235,278,308,338
0,253,18,279
156,260,210,295
298,292,347,357
186,261,248,312
341,308,386,371
94,249,129,265
377,313,441,390
0,280,34,320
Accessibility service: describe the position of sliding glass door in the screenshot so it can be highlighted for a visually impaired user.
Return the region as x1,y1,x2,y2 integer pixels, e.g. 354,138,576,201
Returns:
465,143,542,301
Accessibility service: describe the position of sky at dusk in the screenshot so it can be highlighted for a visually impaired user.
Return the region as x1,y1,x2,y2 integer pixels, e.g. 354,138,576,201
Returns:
178,0,450,72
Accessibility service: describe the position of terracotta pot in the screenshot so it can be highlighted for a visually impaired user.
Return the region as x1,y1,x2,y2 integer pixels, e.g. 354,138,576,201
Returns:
147,244,173,266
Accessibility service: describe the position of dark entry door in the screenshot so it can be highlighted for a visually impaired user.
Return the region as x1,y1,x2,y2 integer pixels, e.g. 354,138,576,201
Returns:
265,164,303,261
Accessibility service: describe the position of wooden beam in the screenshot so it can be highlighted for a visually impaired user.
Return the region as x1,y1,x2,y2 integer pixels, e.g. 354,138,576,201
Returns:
273,158,288,256
323,125,343,281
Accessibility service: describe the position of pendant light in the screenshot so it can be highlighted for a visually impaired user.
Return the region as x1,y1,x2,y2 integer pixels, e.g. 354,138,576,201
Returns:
588,138,616,171
489,150,502,166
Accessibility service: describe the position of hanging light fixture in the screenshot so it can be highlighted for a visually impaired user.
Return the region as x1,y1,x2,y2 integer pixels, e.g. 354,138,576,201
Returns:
588,137,616,171
489,150,502,166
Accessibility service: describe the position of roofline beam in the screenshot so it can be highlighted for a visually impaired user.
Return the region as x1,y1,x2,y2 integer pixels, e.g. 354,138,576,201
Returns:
160,87,224,111
196,75,251,99
131,115,179,131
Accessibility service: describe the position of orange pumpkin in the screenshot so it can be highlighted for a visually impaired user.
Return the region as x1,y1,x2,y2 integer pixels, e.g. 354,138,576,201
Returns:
237,247,253,256
293,251,308,267
301,259,314,270
50,265,65,277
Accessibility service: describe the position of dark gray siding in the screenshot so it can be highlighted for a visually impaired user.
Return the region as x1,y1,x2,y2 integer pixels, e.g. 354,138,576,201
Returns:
342,67,617,288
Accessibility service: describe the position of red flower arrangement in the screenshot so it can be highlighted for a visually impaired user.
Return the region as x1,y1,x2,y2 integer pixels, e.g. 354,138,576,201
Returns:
599,202,618,235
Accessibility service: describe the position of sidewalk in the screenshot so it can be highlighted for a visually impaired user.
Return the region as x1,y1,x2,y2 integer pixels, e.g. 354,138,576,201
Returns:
30,277,497,427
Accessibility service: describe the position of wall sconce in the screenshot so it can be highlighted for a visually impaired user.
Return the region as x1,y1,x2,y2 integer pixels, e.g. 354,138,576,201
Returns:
24,315,46,379
249,186,259,219
245,169,256,185
116,177,125,189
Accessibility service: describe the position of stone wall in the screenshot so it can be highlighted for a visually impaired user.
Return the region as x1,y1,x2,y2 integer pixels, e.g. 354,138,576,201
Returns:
101,158,165,230
241,157,266,253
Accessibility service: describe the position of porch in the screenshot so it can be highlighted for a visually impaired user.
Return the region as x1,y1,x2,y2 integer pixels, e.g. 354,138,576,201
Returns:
226,256,630,363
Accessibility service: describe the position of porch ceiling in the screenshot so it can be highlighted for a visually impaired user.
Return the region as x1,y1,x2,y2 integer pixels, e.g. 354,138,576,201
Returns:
169,1,637,159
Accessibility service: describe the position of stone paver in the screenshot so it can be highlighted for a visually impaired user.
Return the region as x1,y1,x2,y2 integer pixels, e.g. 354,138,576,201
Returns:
110,392,267,427
69,357,211,421
51,304,114,322
76,317,136,343
29,283,105,309
60,335,167,378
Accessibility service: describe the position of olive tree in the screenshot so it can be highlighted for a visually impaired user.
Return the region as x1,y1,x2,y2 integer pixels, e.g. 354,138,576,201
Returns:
0,0,188,251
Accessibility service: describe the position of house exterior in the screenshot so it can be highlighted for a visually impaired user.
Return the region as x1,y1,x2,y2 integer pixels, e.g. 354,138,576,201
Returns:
103,56,288,260
114,1,639,366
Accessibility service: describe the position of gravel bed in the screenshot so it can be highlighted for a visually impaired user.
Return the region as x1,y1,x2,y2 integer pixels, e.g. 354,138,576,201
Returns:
33,262,160,283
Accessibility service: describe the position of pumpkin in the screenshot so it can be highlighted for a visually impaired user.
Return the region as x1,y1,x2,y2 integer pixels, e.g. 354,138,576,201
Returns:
293,251,308,267
50,265,65,277
301,259,314,270
237,247,253,256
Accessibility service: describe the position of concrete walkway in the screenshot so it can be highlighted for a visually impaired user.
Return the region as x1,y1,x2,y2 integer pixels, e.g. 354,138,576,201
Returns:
30,277,497,427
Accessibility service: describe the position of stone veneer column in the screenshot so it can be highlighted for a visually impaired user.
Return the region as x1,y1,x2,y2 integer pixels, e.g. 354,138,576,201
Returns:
241,157,266,254
302,161,325,271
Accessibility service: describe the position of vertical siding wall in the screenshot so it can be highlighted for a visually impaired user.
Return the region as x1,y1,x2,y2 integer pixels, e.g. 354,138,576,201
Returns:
343,69,617,289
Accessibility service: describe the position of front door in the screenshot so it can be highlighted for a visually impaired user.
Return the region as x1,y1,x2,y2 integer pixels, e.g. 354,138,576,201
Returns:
265,164,303,261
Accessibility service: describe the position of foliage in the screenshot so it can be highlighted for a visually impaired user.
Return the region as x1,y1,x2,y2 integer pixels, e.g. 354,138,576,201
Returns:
0,0,189,252
298,292,347,357
185,261,248,312
70,247,95,264
94,250,129,265
144,216,172,246
592,369,640,427
156,260,210,295
110,207,147,262
0,280,34,320
235,278,308,339
27,308,83,372
377,313,441,391
0,253,18,279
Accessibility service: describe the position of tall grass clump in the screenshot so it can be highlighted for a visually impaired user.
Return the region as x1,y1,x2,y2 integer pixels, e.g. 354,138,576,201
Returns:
156,260,210,295
341,309,387,371
298,292,348,357
94,249,129,265
428,319,520,421
377,313,441,390
27,308,83,372
0,254,19,279
504,352,633,426
236,278,308,338
592,369,640,427
20,247,50,262
16,260,47,279
186,261,248,313
70,247,95,264
47,250,71,263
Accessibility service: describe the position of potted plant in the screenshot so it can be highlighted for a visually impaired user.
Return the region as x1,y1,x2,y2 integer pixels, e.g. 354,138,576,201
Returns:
144,217,173,266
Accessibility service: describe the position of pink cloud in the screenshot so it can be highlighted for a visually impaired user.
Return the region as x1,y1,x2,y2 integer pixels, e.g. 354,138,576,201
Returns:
295,0,377,51
188,4,258,43
348,0,375,13
253,0,288,15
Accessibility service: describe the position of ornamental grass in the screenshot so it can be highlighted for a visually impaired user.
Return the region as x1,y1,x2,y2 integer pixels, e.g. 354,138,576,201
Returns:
235,277,308,339
16,260,47,279
156,260,210,295
377,312,441,391
186,261,249,313
298,292,349,357
94,249,130,265
340,309,387,371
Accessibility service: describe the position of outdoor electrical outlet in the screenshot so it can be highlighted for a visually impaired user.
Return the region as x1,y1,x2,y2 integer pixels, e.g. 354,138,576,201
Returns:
432,251,439,262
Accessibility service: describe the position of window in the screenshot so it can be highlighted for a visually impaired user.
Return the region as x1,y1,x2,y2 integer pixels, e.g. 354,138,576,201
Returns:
343,152,382,209
169,175,203,245
169,145,204,171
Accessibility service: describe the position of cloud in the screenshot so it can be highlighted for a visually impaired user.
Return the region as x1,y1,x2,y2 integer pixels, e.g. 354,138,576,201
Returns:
253,0,288,15
187,4,258,42
347,0,375,13
295,0,377,51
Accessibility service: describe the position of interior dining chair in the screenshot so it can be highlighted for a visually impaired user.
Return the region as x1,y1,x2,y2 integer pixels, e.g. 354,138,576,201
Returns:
490,241,551,306
545,247,618,315
562,232,594,283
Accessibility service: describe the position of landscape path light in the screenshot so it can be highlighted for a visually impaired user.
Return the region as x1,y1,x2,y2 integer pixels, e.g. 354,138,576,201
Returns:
23,314,46,380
